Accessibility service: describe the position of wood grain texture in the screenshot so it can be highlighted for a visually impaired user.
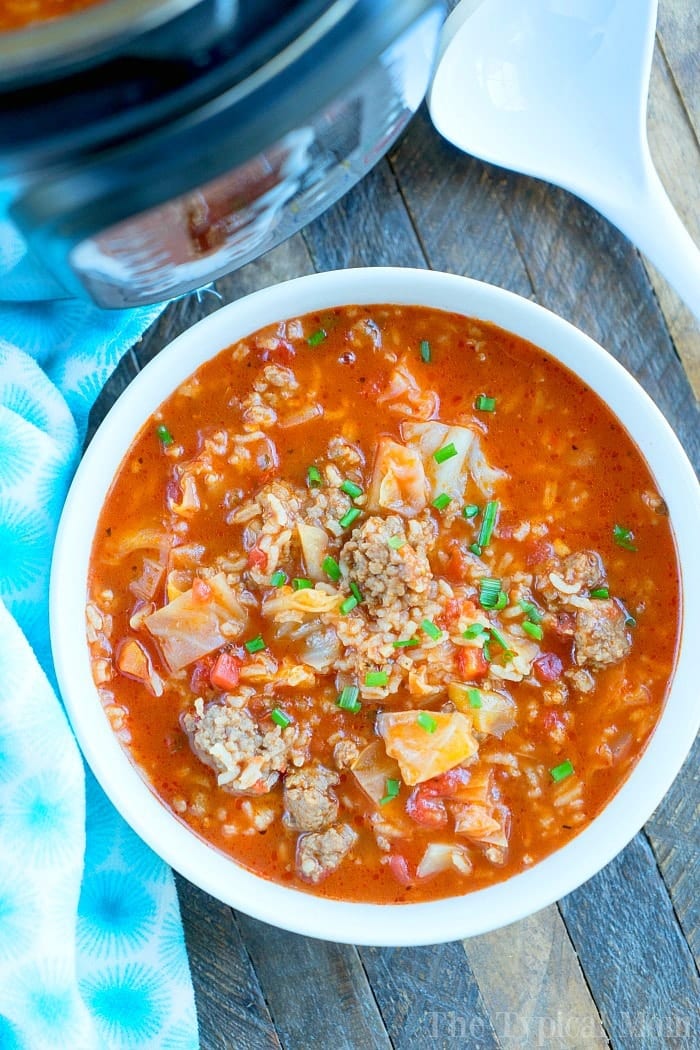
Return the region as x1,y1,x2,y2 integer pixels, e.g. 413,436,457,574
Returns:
233,913,392,1050
175,877,281,1050
358,942,500,1049
644,734,700,965
559,834,700,1050
462,906,609,1050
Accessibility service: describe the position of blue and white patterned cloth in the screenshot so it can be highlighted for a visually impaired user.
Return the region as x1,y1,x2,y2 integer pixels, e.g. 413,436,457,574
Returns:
0,204,199,1048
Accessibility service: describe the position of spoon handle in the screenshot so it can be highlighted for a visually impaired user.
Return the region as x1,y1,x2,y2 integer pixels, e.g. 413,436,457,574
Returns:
595,153,700,324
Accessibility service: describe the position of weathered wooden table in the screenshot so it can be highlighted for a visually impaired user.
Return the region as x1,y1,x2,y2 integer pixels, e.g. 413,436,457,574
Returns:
92,2,699,1046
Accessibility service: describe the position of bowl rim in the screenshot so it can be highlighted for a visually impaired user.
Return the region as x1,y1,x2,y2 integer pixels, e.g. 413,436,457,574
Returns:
50,266,700,945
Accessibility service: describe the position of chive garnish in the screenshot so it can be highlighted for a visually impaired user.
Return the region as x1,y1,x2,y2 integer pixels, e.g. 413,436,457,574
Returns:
468,687,482,709
271,708,292,728
340,479,363,499
307,465,322,488
293,578,312,591
307,328,327,346
339,507,362,528
613,524,637,551
434,442,458,465
421,619,442,641
463,624,486,639
494,592,508,610
339,595,358,615
432,492,452,512
479,577,502,609
625,613,637,628
365,671,389,687
489,626,511,652
463,504,480,519
336,685,361,712
477,500,499,548
518,599,543,623
590,587,610,599
475,394,496,412
393,638,419,648
522,621,544,641
322,556,341,582
350,581,364,603
483,638,492,662
420,339,431,363
469,543,482,556
417,712,437,733
379,778,401,805
388,535,405,550
244,635,266,654
156,424,174,445
550,759,574,782
269,570,287,587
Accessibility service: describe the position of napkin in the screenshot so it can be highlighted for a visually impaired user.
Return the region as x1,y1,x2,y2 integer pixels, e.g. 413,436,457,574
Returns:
0,203,199,1049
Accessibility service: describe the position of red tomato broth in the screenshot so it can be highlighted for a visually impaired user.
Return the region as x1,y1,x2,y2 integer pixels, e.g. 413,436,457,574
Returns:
87,305,680,904
0,0,107,30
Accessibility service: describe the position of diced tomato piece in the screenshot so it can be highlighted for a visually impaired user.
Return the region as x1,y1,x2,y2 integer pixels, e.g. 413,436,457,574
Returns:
191,577,212,603
406,789,448,828
247,545,268,570
210,651,242,691
441,597,462,627
386,854,412,887
420,766,471,799
445,545,470,582
533,652,564,682
542,709,566,736
456,646,488,680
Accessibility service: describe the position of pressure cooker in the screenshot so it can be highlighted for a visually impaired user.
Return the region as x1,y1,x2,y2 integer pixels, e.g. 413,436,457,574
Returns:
0,0,445,307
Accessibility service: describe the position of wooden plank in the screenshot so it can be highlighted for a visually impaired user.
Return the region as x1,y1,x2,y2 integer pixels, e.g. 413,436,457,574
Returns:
657,0,700,139
133,233,315,371
559,834,700,1050
302,157,427,271
359,942,501,1049
645,36,700,399
644,734,700,965
175,876,281,1050
234,912,393,1050
84,347,140,448
388,109,534,297
462,906,609,1050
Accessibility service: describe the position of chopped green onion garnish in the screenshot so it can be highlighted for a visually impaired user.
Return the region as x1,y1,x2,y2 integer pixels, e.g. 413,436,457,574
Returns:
350,581,364,603
550,759,574,782
494,592,508,610
434,442,458,465
432,493,452,512
463,504,480,519
421,619,442,641
625,613,637,628
475,394,496,412
590,587,610,600
379,778,401,805
307,465,322,488
489,626,511,651
156,424,174,445
244,635,266,654
522,621,544,641
307,328,327,346
388,535,405,550
469,543,482,556
293,578,312,591
482,638,492,662
339,507,362,529
393,637,419,648
340,479,363,499
420,339,431,363
479,577,502,609
468,688,482,709
518,599,543,623
463,624,487,639
613,524,637,551
271,707,292,728
269,570,287,587
417,712,437,733
477,500,499,549
365,671,389,687
322,556,341,582
336,685,361,712
339,595,358,615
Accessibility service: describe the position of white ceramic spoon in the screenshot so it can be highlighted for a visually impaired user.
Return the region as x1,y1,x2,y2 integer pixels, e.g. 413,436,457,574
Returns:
428,0,700,320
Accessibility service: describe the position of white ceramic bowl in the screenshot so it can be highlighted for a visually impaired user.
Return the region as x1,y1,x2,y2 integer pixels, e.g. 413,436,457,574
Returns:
51,268,700,945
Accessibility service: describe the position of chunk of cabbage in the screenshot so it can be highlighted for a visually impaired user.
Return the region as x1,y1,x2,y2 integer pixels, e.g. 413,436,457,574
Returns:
366,437,428,518
416,842,473,878
376,710,478,786
145,572,246,672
